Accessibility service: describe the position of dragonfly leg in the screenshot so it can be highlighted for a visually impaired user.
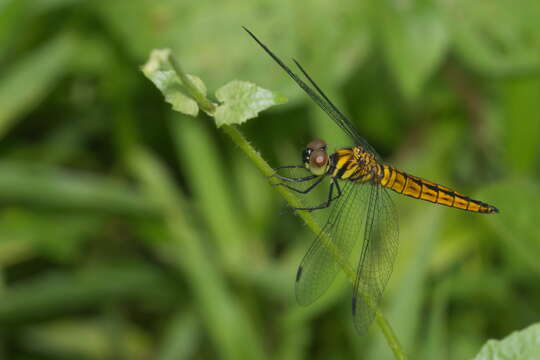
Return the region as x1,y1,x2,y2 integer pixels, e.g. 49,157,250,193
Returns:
267,165,309,180
294,179,342,211
272,173,318,183
268,165,305,177
274,174,325,194
274,165,306,171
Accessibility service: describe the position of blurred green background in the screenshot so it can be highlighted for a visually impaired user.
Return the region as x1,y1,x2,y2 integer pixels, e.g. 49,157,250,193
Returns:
1,0,540,359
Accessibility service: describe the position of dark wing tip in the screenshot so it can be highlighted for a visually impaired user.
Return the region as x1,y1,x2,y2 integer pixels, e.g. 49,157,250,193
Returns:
242,26,260,44
295,266,303,282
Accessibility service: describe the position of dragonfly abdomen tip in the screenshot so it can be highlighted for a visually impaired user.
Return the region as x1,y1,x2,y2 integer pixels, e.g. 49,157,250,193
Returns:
488,205,499,214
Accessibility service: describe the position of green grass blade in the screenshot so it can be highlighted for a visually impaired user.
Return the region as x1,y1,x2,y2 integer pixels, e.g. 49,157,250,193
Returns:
0,33,74,138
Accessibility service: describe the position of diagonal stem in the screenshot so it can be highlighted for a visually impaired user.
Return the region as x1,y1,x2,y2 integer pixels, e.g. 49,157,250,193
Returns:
170,53,407,360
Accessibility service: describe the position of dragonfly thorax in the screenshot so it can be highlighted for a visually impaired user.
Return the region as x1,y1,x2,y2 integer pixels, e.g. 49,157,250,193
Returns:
303,139,330,176
329,147,383,183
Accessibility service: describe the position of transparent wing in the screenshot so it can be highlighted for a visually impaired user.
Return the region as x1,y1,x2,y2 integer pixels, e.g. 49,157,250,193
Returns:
290,59,381,160
243,27,381,160
295,181,372,305
352,186,399,334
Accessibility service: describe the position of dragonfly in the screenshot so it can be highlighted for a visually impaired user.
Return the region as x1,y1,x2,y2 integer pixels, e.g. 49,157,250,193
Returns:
244,27,499,334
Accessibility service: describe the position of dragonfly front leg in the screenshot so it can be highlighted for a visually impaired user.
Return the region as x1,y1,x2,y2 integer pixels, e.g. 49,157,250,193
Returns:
275,174,325,194
269,165,312,182
294,179,342,211
273,165,306,171
269,164,322,193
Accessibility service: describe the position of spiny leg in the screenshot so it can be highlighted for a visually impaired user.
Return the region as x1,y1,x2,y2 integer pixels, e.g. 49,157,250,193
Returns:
273,174,318,183
269,165,314,183
276,174,325,194
294,179,342,211
270,165,306,177
274,165,306,171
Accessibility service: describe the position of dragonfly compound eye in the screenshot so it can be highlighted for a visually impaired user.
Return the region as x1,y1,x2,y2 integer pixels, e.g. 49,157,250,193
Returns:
310,149,328,168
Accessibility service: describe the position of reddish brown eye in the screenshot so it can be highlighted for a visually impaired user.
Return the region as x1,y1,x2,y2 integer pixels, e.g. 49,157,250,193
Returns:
307,139,327,151
310,150,328,168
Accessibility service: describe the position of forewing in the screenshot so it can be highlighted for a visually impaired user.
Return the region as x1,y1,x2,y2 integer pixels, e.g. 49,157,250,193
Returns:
291,59,381,159
352,186,399,334
295,181,371,305
243,27,381,160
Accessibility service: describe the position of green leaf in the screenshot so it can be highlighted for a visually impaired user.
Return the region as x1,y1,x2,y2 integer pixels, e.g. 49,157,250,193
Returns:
500,78,540,176
141,49,209,117
19,318,152,360
0,209,101,264
0,162,158,216
367,209,441,359
0,32,74,138
157,310,200,360
472,323,540,360
128,147,267,360
169,116,248,268
0,264,177,323
30,0,87,14
375,1,448,99
420,282,449,360
0,0,26,61
476,180,540,274
96,0,370,99
214,80,286,127
446,0,540,75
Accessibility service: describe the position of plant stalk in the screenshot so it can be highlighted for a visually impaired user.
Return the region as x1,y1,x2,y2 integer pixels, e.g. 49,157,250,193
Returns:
171,54,406,360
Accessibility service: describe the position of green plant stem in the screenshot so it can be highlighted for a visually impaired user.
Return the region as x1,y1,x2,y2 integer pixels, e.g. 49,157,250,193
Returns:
172,54,406,360
170,56,216,114
223,125,406,360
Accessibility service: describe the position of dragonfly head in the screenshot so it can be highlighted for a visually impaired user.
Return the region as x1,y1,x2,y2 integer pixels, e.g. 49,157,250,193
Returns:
303,139,329,176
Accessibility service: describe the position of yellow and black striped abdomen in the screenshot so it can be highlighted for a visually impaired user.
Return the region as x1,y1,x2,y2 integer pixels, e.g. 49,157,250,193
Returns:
379,165,498,214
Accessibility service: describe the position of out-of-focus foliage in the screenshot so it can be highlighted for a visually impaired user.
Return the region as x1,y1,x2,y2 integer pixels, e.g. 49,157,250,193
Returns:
1,0,539,359
473,323,540,360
